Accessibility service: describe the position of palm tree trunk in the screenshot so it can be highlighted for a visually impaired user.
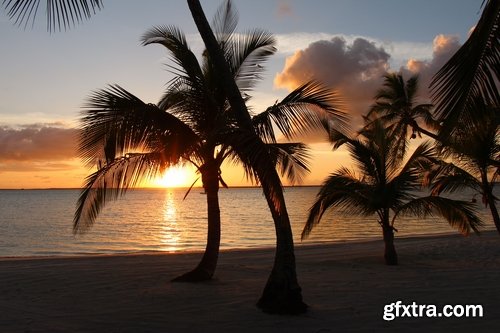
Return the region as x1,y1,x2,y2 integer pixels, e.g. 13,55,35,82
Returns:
172,162,221,282
381,211,398,265
480,170,500,234
187,0,306,314
256,176,307,314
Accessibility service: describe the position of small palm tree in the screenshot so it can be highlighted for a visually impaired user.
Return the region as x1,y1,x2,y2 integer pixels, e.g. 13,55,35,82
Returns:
75,1,344,283
302,120,482,265
364,72,439,160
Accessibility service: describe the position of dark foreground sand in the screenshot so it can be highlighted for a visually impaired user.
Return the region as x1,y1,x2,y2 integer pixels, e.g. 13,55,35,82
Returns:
1,231,499,332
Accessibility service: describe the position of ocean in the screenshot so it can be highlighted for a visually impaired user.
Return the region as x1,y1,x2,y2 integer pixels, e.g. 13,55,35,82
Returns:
0,187,496,257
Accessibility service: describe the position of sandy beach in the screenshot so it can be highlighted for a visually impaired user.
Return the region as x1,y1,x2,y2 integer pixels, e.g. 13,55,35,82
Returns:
1,231,499,332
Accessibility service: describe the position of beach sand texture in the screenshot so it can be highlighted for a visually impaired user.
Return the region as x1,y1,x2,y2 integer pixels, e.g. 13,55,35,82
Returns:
1,231,499,332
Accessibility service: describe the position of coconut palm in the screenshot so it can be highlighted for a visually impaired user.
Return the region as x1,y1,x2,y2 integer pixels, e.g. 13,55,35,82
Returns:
302,120,482,265
363,72,439,160
429,105,500,233
187,0,323,314
75,2,344,285
430,0,500,137
3,0,345,314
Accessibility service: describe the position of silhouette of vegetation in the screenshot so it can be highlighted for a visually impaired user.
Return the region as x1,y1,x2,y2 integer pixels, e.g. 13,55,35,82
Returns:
302,120,482,265
1,0,102,31
364,73,439,160
430,0,499,138
428,106,499,233
75,1,344,285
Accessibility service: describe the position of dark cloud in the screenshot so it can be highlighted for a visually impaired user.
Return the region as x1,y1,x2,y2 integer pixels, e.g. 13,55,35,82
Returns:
274,37,390,126
0,123,78,162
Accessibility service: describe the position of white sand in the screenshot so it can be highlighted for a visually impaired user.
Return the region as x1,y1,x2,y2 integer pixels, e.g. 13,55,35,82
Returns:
1,231,499,332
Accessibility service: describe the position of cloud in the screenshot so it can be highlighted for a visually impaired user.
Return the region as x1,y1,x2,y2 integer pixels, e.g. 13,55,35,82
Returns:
274,34,462,131
0,123,78,163
402,34,461,99
274,36,390,125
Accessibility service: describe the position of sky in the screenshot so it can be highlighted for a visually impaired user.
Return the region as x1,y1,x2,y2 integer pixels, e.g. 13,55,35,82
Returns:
0,0,484,189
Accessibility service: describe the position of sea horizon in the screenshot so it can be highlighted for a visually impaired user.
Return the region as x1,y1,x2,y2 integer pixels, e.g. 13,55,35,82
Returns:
1,187,496,258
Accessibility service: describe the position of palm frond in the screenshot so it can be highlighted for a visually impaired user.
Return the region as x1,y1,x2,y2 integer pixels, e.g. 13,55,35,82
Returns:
211,0,238,47
74,152,165,234
430,0,500,136
428,161,482,196
228,29,276,91
2,0,102,32
141,25,204,84
79,84,200,167
266,142,311,184
302,169,374,239
252,81,347,143
394,196,483,235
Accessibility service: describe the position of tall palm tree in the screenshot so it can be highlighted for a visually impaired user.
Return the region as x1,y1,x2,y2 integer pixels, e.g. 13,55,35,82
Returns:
302,120,482,265
76,2,343,284
430,0,500,137
429,105,500,233
187,0,324,314
364,72,439,160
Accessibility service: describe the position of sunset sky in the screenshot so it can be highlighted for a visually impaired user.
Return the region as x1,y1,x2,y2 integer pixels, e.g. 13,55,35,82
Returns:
0,0,482,189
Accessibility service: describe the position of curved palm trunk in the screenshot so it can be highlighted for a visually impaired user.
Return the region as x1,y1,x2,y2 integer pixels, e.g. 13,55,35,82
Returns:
256,176,306,314
187,0,306,313
172,163,221,282
480,170,500,234
381,211,398,265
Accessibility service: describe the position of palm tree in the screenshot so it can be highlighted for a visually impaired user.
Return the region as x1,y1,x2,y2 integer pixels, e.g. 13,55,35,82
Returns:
3,0,347,314
75,1,344,287
429,0,499,138
187,0,322,314
302,120,482,265
429,105,500,233
364,72,439,160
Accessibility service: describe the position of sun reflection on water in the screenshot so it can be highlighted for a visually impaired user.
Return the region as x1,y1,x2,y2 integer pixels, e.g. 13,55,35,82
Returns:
160,190,181,251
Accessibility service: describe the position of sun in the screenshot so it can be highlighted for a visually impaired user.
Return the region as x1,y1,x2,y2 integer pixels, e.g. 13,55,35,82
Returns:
153,166,193,188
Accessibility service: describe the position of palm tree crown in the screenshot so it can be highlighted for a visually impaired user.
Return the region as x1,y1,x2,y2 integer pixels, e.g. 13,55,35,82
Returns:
364,72,439,160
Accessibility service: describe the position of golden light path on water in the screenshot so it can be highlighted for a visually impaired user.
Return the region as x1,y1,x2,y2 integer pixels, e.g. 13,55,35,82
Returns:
160,190,181,252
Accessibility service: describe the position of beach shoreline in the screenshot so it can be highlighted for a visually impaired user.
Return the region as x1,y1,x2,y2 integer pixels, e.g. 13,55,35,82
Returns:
1,231,499,332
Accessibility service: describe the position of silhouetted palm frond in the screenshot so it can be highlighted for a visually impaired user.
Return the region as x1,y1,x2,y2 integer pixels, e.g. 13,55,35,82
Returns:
430,0,500,136
79,84,200,167
74,152,164,233
394,196,483,235
2,0,102,31
252,81,347,143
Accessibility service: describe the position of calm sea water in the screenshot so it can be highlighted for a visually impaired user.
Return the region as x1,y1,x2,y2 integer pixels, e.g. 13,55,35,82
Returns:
0,187,496,257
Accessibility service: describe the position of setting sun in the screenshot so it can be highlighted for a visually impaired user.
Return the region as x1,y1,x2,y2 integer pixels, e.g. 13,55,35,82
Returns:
153,166,196,188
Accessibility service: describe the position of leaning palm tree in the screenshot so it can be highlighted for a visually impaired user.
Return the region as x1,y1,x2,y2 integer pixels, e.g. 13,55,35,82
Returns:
187,0,320,314
302,120,482,265
429,105,500,233
363,72,439,160
76,1,344,284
